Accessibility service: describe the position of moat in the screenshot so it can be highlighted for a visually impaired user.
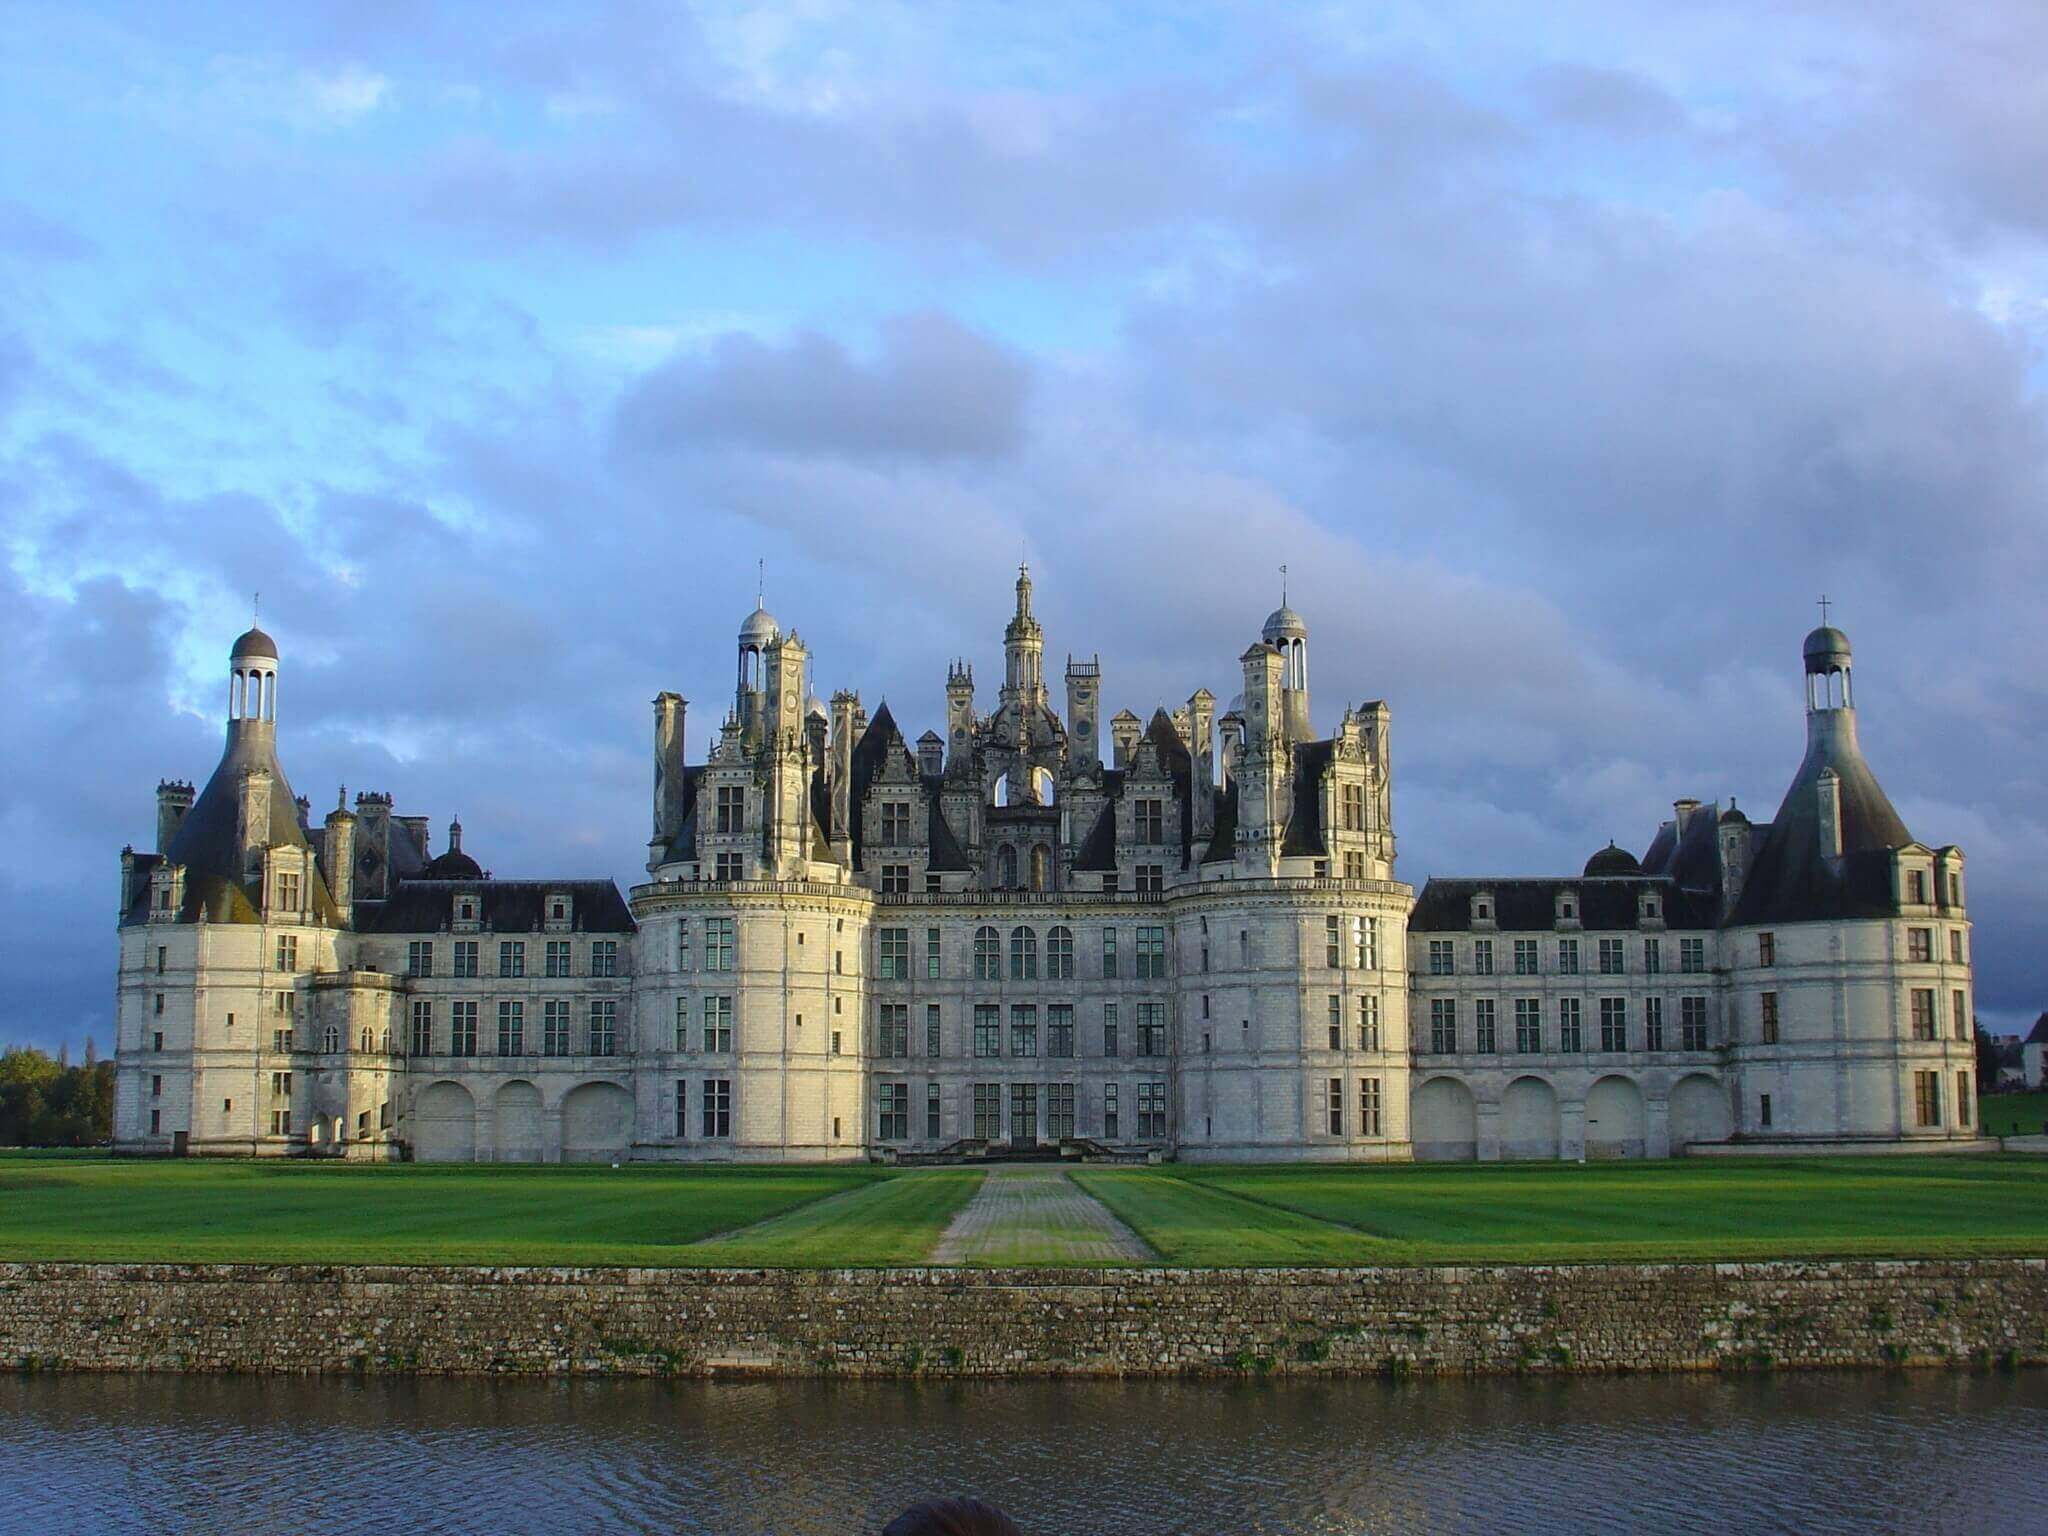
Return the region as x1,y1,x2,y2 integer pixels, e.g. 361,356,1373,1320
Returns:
2,1372,2043,1534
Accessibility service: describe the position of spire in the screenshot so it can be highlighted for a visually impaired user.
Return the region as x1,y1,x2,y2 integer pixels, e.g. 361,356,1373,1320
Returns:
1016,560,1033,618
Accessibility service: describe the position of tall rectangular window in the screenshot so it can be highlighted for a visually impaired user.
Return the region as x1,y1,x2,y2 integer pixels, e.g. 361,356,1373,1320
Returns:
543,998,571,1056
1914,1070,1941,1127
1908,927,1933,963
1557,939,1580,975
1428,940,1454,976
1326,915,1342,967
544,940,570,977
1514,939,1539,976
877,1004,908,1057
1341,782,1364,831
409,1000,433,1057
1953,989,1970,1041
1644,937,1662,974
1644,995,1665,1051
1908,870,1928,904
589,1000,617,1056
1359,1077,1382,1136
1910,988,1936,1040
1758,932,1776,967
276,871,300,911
1680,995,1709,1050
451,1000,477,1056
927,928,943,980
1680,936,1705,974
1760,991,1780,1045
1598,938,1624,975
1010,1083,1038,1142
499,941,524,978
1328,1076,1345,1136
973,1084,1002,1141
1102,927,1118,977
973,1005,1001,1058
880,802,911,844
406,941,434,978
702,995,733,1053
675,1081,688,1138
1430,998,1455,1054
1047,926,1074,978
705,918,734,971
676,919,691,970
497,1000,523,1056
1327,994,1342,1051
1048,1084,1076,1140
1136,1002,1167,1057
1136,926,1166,979
1354,916,1376,969
927,1081,942,1140
1599,996,1627,1052
1473,939,1494,976
878,928,909,980
1957,1070,1972,1128
1009,1005,1038,1058
1515,998,1541,1053
926,1003,942,1058
275,934,298,971
1011,926,1038,980
1949,929,1965,964
453,940,478,978
715,786,744,834
1558,996,1583,1052
1135,799,1164,844
702,1078,732,1137
591,940,618,978
878,1082,908,1142
1103,1083,1120,1139
1358,994,1380,1051
1137,1082,1167,1139
1102,1002,1119,1058
1047,1004,1074,1058
674,996,689,1052
1474,997,1497,1053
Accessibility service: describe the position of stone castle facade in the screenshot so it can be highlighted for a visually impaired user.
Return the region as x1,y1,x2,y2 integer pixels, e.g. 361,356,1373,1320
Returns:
113,575,1982,1162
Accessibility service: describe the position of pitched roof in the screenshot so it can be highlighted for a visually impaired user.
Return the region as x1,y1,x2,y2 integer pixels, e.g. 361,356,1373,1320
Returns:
1280,740,1333,858
356,878,635,934
1409,876,1717,932
2024,1012,2048,1047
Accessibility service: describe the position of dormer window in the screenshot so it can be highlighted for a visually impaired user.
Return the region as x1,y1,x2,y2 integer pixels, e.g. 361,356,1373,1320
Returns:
880,802,911,845
551,901,564,920
1907,869,1928,904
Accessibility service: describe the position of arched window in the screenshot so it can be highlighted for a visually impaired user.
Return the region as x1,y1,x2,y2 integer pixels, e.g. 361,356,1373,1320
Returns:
1032,767,1056,804
323,1025,339,1053
360,1027,373,1053
997,845,1019,888
1047,925,1074,979
1030,843,1051,892
991,773,1010,808
974,926,1001,980
1010,926,1038,980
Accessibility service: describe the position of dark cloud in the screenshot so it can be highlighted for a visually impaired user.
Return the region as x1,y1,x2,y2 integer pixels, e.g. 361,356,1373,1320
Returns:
615,312,1030,461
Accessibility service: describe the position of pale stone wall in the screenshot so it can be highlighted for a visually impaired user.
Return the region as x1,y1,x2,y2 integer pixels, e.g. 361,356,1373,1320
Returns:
4,1260,2044,1379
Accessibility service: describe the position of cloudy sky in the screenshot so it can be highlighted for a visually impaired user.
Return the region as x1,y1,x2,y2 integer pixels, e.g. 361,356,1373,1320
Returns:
3,1,2045,1054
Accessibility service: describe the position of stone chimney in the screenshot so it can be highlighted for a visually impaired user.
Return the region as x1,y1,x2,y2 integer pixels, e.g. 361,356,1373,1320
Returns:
917,731,944,779
324,792,356,914
156,779,194,854
653,692,689,844
1816,768,1843,860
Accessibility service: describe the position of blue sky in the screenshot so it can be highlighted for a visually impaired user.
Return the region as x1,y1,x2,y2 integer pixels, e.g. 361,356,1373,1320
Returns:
4,1,2046,1053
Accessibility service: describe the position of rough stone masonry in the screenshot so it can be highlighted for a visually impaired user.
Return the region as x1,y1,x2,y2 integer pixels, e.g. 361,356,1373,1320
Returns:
4,1260,2047,1378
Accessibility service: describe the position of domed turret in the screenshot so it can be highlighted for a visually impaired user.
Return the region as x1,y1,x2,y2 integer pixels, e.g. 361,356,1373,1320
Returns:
424,817,483,880
1803,618,1854,712
1583,841,1643,878
231,626,278,662
1804,625,1851,673
1261,605,1308,645
739,606,781,646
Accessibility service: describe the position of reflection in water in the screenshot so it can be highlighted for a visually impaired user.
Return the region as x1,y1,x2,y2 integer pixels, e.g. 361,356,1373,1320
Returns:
1,1371,2044,1535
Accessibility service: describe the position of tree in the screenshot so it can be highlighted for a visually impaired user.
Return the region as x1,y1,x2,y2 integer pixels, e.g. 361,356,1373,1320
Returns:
0,1047,113,1146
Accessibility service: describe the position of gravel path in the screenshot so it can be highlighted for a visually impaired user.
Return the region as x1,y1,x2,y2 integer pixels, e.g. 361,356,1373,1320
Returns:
931,1167,1155,1264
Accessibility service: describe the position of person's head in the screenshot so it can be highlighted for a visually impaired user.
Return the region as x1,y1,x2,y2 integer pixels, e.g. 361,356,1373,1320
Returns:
880,1497,1023,1536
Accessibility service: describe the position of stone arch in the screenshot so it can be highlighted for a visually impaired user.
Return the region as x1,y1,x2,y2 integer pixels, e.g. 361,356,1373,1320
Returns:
413,1080,476,1163
1031,766,1056,804
560,1081,634,1164
1410,1076,1477,1162
991,772,1010,807
493,1079,544,1163
1668,1073,1732,1153
1585,1074,1646,1159
1500,1076,1560,1160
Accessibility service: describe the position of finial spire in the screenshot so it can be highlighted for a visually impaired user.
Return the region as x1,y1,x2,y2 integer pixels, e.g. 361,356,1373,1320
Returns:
1280,563,1288,604
253,591,261,623
1817,593,1831,626
756,558,764,609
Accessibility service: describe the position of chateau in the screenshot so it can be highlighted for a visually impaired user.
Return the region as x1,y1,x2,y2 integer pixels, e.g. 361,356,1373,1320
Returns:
113,574,1982,1162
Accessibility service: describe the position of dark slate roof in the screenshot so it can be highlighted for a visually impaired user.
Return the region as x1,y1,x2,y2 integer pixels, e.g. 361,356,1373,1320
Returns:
231,626,278,661
923,778,973,872
1076,801,1119,872
1409,876,1717,932
1584,843,1643,878
423,848,483,879
1143,709,1195,865
124,723,341,926
1201,780,1239,864
1280,740,1333,858
1728,712,1913,926
357,878,636,934
2025,1013,2048,1047
847,702,903,869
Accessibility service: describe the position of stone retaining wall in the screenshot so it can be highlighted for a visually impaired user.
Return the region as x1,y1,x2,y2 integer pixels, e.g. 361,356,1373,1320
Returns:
4,1260,2046,1378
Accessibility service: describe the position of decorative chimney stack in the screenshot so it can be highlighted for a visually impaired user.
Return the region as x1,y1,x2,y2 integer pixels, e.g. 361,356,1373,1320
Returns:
156,779,195,854
324,790,356,915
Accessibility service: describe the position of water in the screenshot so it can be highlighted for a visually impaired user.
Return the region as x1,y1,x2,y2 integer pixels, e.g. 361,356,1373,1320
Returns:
2,1371,2045,1534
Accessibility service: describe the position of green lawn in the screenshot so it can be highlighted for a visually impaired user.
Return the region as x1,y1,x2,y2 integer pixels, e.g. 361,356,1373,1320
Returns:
0,1158,886,1264
687,1169,983,1266
1980,1092,2048,1138
5,1153,2048,1267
